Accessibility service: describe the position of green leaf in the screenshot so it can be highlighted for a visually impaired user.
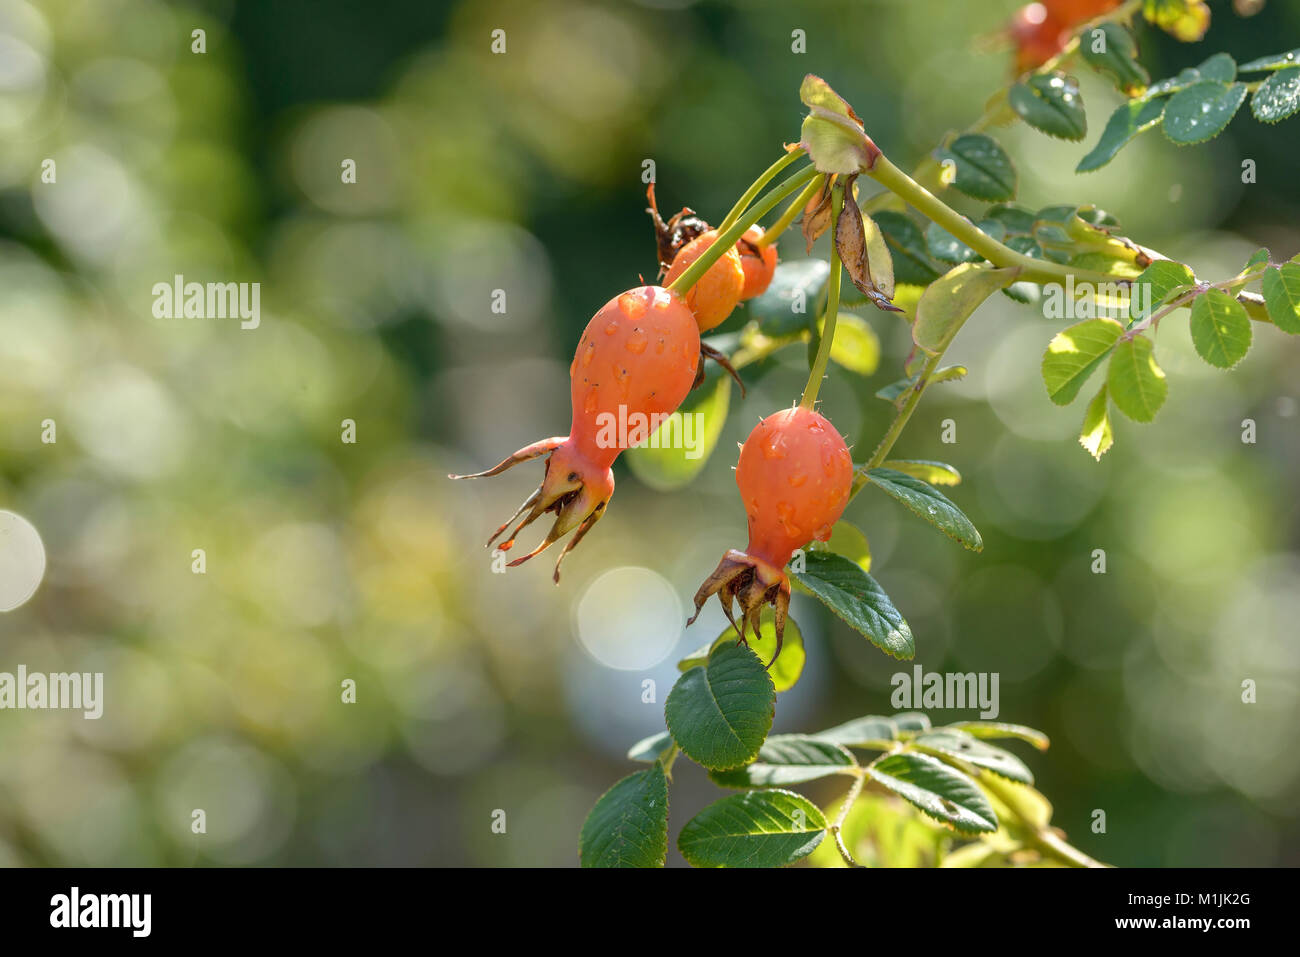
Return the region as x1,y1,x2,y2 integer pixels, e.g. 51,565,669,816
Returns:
665,643,775,770
799,75,878,174
1241,248,1271,276
945,721,1051,751
579,764,669,867
791,550,913,659
867,752,997,833
677,789,827,867
1189,290,1252,368
1077,98,1166,173
1009,72,1087,141
813,713,930,748
863,467,982,551
1079,385,1115,461
912,730,1035,784
808,519,871,573
1162,81,1248,145
698,613,806,693
1262,263,1300,333
872,211,940,286
1079,22,1150,95
818,311,880,375
1041,318,1124,406
880,459,961,487
1251,67,1300,123
626,371,730,491
1107,335,1168,423
626,730,673,762
746,259,829,337
983,203,1036,236
937,133,1016,202
875,365,966,407
925,221,979,264
913,263,1020,354
1196,52,1238,84
1135,259,1196,308
1239,48,1300,72
709,735,855,788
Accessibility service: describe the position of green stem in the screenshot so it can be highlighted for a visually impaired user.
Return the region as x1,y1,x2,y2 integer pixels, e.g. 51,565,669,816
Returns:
667,165,821,298
865,156,1120,287
800,185,844,410
718,148,806,234
758,173,826,248
830,769,866,868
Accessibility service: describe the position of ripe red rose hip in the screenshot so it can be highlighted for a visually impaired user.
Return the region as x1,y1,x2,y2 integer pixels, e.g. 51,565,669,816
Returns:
450,286,700,581
689,405,854,659
736,225,779,300
664,228,746,332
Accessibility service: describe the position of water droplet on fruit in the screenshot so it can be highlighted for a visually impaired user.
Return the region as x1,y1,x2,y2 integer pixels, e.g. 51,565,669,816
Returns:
787,471,807,488
626,333,647,355
604,322,619,336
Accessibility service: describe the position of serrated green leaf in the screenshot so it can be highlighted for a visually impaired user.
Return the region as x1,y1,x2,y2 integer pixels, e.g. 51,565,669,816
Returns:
791,551,913,659
746,259,829,337
1077,98,1166,173
946,721,1051,751
872,210,940,286
626,730,673,762
1041,318,1124,405
1080,22,1150,95
808,519,871,574
710,735,856,788
699,612,806,693
1239,48,1300,72
579,764,669,867
1189,290,1252,368
1079,385,1114,461
1163,81,1248,145
880,459,961,486
1135,259,1197,309
913,263,1020,354
812,714,911,748
1009,72,1087,141
677,789,827,867
867,751,997,833
1262,263,1300,333
665,643,775,770
911,730,1035,784
925,221,980,264
864,467,982,551
1197,52,1238,84
1241,248,1271,276
1251,67,1300,123
937,133,1016,202
1107,335,1167,423
626,371,730,491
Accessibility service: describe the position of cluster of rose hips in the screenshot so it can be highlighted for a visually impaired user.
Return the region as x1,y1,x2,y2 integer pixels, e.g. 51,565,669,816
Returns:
451,183,853,655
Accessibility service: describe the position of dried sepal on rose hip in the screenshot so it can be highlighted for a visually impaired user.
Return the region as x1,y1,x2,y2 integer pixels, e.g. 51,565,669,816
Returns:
450,286,700,582
688,405,854,663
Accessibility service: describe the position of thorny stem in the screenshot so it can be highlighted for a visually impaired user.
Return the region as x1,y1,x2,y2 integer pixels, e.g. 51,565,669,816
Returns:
801,184,845,410
718,148,807,234
667,165,821,298
759,172,827,248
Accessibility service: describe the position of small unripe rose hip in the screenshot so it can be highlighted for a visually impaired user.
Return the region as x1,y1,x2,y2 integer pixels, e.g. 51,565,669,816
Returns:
664,229,746,332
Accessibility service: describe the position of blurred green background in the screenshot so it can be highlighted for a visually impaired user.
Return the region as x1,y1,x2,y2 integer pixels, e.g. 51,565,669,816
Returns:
1,0,1298,866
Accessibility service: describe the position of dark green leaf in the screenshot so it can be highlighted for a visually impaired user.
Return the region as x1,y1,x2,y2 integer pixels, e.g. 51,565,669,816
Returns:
746,259,829,337
813,715,906,748
677,789,827,867
925,221,979,264
937,133,1016,202
1262,263,1300,333
1251,66,1300,123
1079,22,1150,95
983,203,1036,236
1239,48,1300,72
1196,52,1238,84
1009,72,1087,140
872,210,941,286
1041,318,1124,405
665,643,775,770
912,730,1034,784
579,764,669,867
698,613,807,693
879,459,961,486
864,468,982,551
791,551,914,659
1189,289,1252,368
710,735,855,788
867,752,997,833
1107,335,1168,423
1162,81,1248,145
1077,98,1166,172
